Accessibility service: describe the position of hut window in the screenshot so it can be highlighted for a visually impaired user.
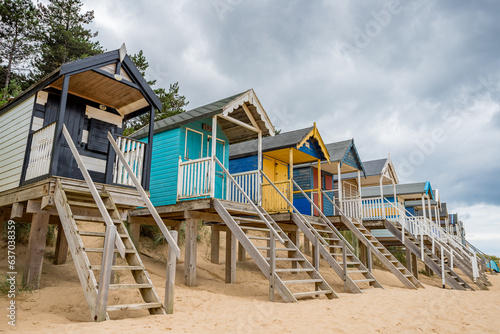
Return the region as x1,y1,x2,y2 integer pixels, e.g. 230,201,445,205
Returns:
87,118,112,153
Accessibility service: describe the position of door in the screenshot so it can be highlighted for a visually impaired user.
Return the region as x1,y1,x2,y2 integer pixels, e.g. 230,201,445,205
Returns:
262,156,289,212
208,137,225,199
185,128,203,160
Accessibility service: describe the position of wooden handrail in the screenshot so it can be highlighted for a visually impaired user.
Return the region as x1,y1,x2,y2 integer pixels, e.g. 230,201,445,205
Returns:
107,132,181,259
61,125,126,258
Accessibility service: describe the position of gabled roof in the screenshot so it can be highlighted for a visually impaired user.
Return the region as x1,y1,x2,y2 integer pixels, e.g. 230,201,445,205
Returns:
361,181,435,200
319,139,364,175
333,156,398,185
131,89,275,144
0,47,162,117
229,124,330,163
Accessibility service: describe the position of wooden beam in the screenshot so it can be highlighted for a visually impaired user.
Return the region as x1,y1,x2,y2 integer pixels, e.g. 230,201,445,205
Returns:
225,227,237,284
23,213,50,289
95,225,116,322
184,210,224,223
53,223,69,265
165,230,178,314
289,230,299,273
219,114,260,133
210,225,220,264
10,202,24,219
0,211,4,237
40,196,54,210
241,103,261,132
184,219,197,287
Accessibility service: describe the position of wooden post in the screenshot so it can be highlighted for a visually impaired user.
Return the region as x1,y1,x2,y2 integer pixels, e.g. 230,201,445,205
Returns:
210,225,220,264
342,241,348,292
359,242,367,266
303,234,310,255
53,223,68,265
289,230,299,273
225,227,237,284
11,202,24,219
165,230,178,314
143,106,155,191
318,159,322,212
95,225,116,322
23,213,50,289
237,238,246,262
210,115,217,198
357,170,362,218
50,75,70,176
411,253,419,279
337,163,342,212
129,223,141,248
425,263,433,276
258,132,263,206
269,231,275,301
289,148,294,204
367,247,373,272
0,211,4,238
379,176,386,219
184,219,197,287
405,247,412,272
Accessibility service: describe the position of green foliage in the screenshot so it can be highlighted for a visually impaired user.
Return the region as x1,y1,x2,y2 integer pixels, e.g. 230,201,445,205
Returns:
123,50,189,136
387,246,407,267
0,273,33,298
0,0,39,100
29,0,102,83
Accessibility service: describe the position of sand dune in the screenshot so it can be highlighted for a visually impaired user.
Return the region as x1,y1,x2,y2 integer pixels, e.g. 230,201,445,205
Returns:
1,235,499,333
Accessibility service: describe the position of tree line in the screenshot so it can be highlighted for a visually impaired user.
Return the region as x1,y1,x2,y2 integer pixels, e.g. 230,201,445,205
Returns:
0,0,188,134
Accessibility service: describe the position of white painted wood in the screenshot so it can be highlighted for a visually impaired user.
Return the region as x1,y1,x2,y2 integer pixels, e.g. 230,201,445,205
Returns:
31,116,44,131
112,136,147,186
36,91,48,105
210,115,217,198
219,114,260,133
81,155,106,173
0,95,35,192
107,132,181,259
228,170,259,204
85,105,123,128
177,157,211,199
62,125,126,257
82,130,89,143
165,230,178,314
25,122,56,180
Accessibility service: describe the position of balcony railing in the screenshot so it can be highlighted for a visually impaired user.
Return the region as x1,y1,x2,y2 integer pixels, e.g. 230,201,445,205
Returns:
112,136,147,186
25,122,56,181
262,180,291,213
177,156,212,199
227,170,259,204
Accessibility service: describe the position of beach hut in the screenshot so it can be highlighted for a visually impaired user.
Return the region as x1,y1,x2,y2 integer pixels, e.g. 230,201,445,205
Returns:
0,46,179,320
293,139,365,218
229,124,330,213
129,92,337,302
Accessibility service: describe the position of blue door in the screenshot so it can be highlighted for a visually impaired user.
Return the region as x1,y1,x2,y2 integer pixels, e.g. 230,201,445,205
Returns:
185,129,203,160
208,137,225,199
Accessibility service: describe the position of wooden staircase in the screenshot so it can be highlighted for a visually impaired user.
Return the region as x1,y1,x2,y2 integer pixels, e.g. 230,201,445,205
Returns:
214,199,337,302
385,220,473,291
340,216,423,289
292,214,383,293
54,181,165,320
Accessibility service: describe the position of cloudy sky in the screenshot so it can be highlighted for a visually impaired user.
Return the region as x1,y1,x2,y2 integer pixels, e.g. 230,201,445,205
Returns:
82,0,500,255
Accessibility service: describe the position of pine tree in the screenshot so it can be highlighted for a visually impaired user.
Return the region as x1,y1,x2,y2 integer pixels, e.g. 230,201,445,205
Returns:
30,0,102,82
0,0,39,101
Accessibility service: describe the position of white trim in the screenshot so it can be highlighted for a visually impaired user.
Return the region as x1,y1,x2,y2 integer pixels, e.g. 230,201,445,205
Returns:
31,116,44,131
36,91,48,105
207,135,225,164
221,89,275,136
85,105,123,128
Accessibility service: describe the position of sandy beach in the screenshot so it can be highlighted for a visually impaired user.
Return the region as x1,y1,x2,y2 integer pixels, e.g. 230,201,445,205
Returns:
1,233,499,334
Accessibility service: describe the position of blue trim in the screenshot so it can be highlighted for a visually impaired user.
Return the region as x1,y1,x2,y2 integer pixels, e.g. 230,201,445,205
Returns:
339,139,366,177
424,181,435,200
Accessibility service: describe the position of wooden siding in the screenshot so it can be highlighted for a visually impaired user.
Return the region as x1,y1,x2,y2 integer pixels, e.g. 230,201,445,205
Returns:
344,146,359,170
229,155,258,174
292,167,312,216
298,138,323,159
0,95,35,192
145,128,181,207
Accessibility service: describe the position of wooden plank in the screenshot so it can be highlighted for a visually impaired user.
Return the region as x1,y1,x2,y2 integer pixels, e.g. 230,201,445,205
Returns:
61,126,126,258
412,252,419,279
107,132,180,258
53,223,69,265
165,230,178,314
128,199,212,217
184,219,197,287
0,178,50,207
10,202,24,219
210,225,220,264
23,213,50,289
96,225,116,322
40,195,54,209
225,227,237,283
184,210,224,223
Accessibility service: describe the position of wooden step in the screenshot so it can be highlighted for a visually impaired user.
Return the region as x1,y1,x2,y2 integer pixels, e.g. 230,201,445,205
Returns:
347,269,368,274
264,257,304,262
107,302,162,311
283,279,324,284
247,235,270,241
84,247,135,253
240,226,270,232
275,268,313,273
292,290,332,298
62,187,109,197
73,215,122,223
352,278,375,283
109,283,153,290
67,200,113,209
79,231,128,238
235,217,266,224
257,247,295,251
338,261,359,265
90,265,144,271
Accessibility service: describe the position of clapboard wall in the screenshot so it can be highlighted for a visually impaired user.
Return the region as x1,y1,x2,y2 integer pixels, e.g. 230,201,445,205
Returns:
0,95,35,192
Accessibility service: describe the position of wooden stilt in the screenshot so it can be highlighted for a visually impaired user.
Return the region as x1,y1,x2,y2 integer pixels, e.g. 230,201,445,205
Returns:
303,234,310,255
210,225,220,264
0,211,5,238
165,230,178,314
53,223,68,265
238,231,246,262
425,263,433,276
359,242,367,266
184,219,197,287
405,247,412,272
225,227,237,283
23,213,50,289
129,223,141,248
411,253,419,279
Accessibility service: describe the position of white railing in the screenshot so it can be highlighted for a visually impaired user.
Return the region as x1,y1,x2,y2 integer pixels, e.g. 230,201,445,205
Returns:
361,198,385,220
177,156,212,199
25,122,56,180
341,197,361,219
227,170,259,204
113,136,147,186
